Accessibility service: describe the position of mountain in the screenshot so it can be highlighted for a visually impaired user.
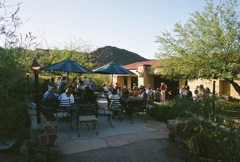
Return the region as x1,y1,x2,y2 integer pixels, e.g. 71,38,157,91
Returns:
90,46,149,68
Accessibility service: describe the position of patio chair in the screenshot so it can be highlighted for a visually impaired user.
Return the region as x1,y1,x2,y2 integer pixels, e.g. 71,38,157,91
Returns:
77,103,99,137
41,97,58,121
107,99,123,127
129,99,148,124
56,98,72,123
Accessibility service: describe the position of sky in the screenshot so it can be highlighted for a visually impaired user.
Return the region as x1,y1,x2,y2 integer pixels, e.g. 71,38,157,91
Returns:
8,0,211,59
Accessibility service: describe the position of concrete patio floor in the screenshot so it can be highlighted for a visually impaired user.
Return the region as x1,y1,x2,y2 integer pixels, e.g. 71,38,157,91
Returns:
55,97,169,155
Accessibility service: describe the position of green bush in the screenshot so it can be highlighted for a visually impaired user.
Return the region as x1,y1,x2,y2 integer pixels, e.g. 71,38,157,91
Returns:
183,120,240,161
151,96,240,160
0,100,30,141
0,50,31,141
151,97,200,122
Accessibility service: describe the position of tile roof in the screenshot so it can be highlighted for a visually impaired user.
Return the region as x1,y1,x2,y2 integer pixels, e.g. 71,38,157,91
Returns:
123,60,160,70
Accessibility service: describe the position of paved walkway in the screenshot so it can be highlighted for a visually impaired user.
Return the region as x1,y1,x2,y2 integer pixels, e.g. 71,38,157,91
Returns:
28,97,194,162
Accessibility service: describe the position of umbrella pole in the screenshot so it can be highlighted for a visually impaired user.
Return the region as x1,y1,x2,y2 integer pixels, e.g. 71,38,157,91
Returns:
67,72,69,82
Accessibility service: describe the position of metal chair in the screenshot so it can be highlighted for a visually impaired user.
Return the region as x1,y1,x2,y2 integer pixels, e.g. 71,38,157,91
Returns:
107,99,123,127
56,98,72,123
77,103,99,137
129,99,148,124
41,97,59,121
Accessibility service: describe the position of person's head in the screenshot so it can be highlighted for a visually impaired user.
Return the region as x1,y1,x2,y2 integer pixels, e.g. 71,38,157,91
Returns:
156,88,160,91
194,89,199,94
199,84,204,90
112,88,118,95
50,77,55,82
65,88,73,97
185,85,190,91
205,87,210,93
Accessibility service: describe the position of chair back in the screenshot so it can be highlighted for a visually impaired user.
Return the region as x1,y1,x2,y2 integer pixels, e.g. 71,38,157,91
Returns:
78,103,99,117
130,99,147,109
109,99,122,110
59,98,71,108
42,97,58,110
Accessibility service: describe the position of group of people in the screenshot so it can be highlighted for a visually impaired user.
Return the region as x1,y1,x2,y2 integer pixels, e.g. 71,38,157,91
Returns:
41,75,97,109
101,82,168,103
179,84,210,101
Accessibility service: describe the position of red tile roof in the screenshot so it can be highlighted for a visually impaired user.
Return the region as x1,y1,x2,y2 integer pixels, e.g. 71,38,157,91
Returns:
123,60,160,70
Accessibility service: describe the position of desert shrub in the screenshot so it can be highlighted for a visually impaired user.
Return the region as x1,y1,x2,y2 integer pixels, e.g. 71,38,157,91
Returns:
183,118,240,161
151,96,201,122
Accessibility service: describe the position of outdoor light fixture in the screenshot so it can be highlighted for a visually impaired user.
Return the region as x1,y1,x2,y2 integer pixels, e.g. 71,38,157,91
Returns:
31,58,41,71
31,58,41,124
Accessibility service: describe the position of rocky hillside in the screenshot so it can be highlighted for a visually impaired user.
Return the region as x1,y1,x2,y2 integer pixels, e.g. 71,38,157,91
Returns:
90,46,149,68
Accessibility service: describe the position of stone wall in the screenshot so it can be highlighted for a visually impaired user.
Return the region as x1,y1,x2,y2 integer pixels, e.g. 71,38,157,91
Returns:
20,121,60,161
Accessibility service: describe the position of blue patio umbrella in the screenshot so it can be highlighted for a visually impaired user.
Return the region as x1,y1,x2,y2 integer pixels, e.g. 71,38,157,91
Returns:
93,62,134,74
40,58,92,73
93,62,134,84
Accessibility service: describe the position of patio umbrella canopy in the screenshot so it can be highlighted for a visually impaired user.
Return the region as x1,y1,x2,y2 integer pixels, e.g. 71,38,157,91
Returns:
40,58,92,73
93,62,134,74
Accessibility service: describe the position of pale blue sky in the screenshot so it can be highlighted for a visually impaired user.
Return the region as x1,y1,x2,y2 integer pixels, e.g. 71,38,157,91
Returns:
10,0,213,59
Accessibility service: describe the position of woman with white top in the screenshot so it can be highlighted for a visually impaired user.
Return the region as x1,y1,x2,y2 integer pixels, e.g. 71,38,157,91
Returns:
58,88,74,107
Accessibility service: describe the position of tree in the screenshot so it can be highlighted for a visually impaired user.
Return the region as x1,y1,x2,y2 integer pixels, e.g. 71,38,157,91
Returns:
155,0,240,94
0,0,38,140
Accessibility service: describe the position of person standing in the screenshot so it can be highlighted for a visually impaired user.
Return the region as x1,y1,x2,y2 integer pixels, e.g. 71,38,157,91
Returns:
160,82,167,102
83,76,89,86
48,76,56,90
154,88,161,102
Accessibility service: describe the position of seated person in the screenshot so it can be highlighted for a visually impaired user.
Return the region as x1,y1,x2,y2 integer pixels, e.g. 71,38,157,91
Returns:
82,86,96,103
58,88,74,107
109,88,120,100
108,88,121,117
43,86,58,100
139,87,148,100
58,81,68,94
122,85,129,98
102,84,109,93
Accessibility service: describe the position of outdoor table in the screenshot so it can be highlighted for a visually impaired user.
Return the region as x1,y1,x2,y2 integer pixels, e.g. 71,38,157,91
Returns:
121,97,147,123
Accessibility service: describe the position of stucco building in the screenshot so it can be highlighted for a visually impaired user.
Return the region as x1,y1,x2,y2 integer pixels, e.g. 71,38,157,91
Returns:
113,60,240,100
